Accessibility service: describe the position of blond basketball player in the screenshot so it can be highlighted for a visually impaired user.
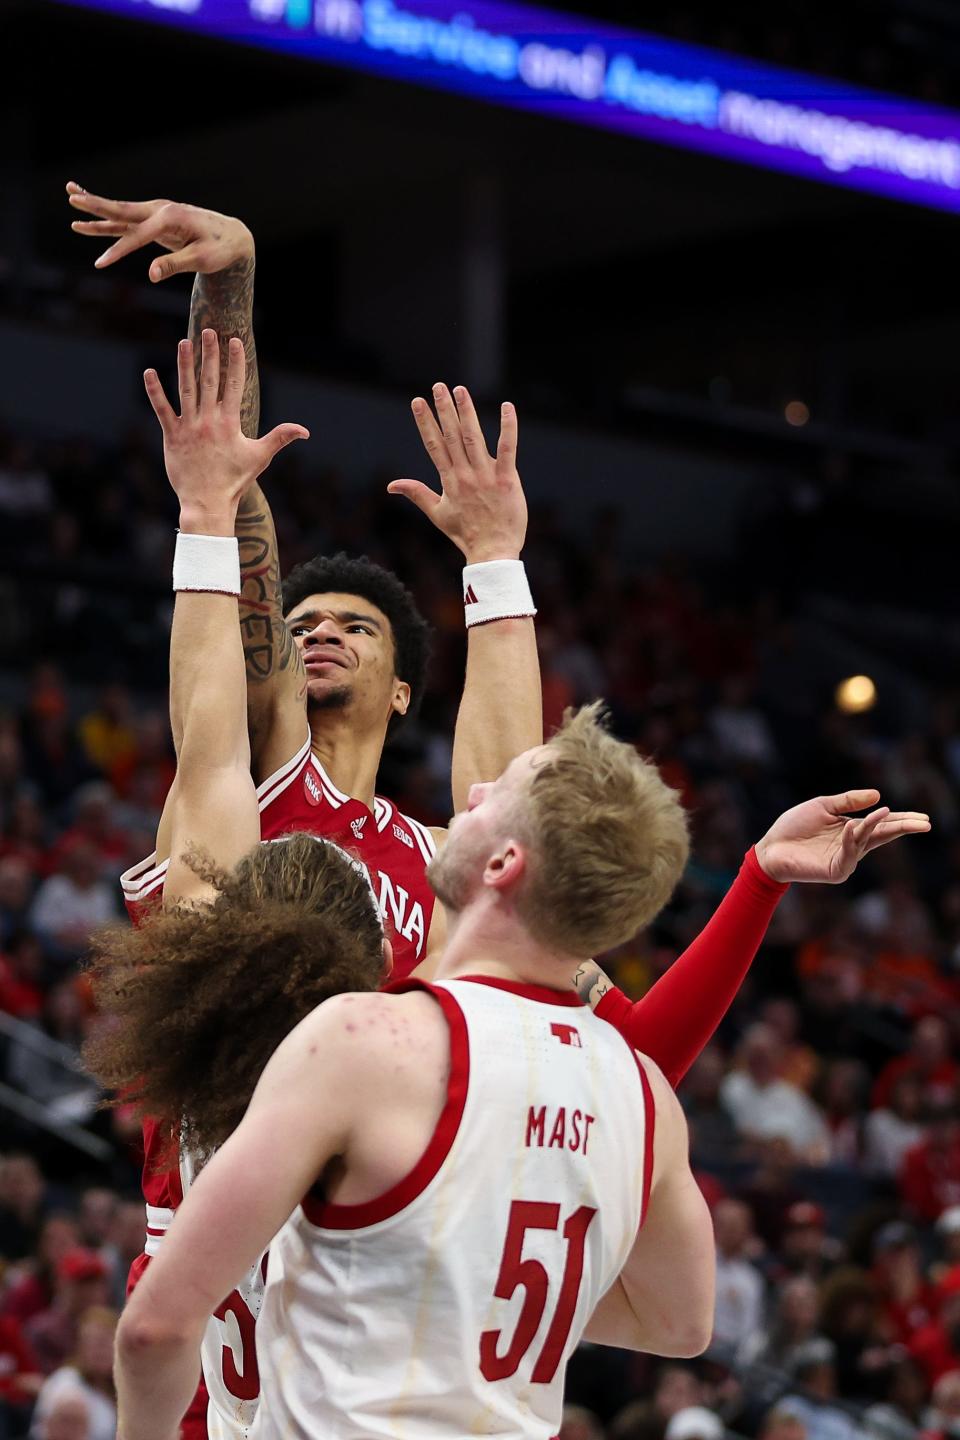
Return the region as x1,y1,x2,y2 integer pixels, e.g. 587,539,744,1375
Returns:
114,695,715,1439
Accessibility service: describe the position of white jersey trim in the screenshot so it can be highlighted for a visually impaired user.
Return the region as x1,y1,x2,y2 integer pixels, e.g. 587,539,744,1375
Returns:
121,851,170,903
300,980,468,1232
313,756,350,806
404,813,438,864
256,733,312,811
143,1203,176,1257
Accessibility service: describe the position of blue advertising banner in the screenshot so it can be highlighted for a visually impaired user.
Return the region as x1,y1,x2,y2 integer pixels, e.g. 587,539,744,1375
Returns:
53,0,960,213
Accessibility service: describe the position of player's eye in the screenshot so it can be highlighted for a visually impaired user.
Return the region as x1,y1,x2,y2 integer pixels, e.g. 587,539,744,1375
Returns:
290,625,310,637
347,624,373,635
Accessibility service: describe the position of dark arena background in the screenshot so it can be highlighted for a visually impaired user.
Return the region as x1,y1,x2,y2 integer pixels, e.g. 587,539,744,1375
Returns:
1,0,960,1436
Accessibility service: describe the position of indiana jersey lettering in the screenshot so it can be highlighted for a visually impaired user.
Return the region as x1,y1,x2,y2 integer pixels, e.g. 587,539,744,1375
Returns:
254,976,654,1440
120,733,438,977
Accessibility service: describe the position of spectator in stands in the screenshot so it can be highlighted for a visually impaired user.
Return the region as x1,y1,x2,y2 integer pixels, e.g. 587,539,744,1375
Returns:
0,861,36,949
0,1158,46,1263
682,1047,739,1167
28,844,115,957
46,785,128,882
820,1059,869,1166
779,1340,862,1440
874,1017,959,1112
664,1407,724,1440
900,1103,960,1224
609,1365,706,1440
31,1307,116,1440
721,1024,829,1161
758,1403,807,1440
103,1201,144,1312
0,794,50,877
761,998,818,1094
776,1203,843,1284
872,1221,939,1342
32,1388,90,1440
0,1310,42,1426
818,1267,886,1396
739,1275,823,1373
863,1356,929,1440
2,1215,80,1325
559,1406,607,1440
24,1250,108,1375
0,932,45,1022
712,1198,765,1357
865,1073,926,1180
923,1369,960,1440
910,1286,960,1385
77,686,136,779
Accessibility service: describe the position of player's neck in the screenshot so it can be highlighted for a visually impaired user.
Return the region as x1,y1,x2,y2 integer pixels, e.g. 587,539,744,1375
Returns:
434,901,583,997
308,712,385,810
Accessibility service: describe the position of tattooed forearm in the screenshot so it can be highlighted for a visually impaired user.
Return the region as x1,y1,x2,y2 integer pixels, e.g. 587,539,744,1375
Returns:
573,961,613,1009
189,258,260,439
236,491,304,692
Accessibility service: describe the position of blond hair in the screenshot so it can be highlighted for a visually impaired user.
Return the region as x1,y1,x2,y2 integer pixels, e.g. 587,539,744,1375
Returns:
512,703,689,956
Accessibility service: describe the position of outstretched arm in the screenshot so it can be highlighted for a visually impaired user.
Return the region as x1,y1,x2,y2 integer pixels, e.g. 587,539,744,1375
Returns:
390,385,541,817
142,331,308,905
579,790,931,1087
66,185,307,777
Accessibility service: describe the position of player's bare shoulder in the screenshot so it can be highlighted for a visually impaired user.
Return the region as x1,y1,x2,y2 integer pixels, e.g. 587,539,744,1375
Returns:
298,988,450,1098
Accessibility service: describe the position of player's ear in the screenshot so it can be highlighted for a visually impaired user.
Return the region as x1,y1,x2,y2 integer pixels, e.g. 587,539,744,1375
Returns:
391,680,411,718
484,841,525,894
380,937,394,979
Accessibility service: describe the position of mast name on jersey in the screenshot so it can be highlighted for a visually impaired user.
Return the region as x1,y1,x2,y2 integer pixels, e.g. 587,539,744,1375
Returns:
525,1105,596,1155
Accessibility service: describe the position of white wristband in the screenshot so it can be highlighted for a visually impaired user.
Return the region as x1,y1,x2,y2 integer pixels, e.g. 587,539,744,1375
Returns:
463,560,536,627
172,532,241,596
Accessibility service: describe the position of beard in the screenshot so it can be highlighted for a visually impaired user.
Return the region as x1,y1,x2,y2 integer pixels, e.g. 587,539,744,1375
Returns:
306,682,352,714
427,838,481,913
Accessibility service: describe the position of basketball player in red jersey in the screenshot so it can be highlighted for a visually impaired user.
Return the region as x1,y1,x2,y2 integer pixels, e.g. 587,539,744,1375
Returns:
66,182,931,1096
68,182,540,979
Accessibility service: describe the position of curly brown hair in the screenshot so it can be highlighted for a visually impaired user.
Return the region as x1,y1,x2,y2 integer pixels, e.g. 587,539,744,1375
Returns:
83,834,385,1163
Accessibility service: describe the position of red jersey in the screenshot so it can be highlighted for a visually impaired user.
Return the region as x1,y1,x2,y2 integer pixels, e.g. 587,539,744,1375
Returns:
120,734,437,977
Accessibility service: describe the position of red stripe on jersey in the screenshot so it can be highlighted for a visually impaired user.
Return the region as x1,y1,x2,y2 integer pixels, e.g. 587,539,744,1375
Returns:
301,982,469,1230
453,975,584,1008
636,1058,656,1226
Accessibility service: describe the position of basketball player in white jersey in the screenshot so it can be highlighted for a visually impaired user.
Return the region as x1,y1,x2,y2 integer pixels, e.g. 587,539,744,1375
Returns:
114,686,712,1440
87,328,400,1440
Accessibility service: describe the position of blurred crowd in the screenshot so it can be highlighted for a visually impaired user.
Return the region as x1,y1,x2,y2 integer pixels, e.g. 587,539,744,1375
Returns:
0,423,959,1440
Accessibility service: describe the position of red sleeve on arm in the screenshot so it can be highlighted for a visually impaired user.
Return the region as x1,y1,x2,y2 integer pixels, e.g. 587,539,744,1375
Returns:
595,847,788,1088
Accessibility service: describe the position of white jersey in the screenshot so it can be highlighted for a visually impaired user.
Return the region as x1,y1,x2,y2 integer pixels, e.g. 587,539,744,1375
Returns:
253,975,655,1440
180,1151,265,1440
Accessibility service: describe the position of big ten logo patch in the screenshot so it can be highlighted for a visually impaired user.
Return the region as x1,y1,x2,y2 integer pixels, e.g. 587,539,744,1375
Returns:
550,1023,582,1048
392,823,414,849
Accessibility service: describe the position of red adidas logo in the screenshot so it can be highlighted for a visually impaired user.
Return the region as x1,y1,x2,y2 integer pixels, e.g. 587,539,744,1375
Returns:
464,584,478,604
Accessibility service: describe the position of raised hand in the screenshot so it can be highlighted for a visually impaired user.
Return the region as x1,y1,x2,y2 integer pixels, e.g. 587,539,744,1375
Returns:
388,384,527,562
754,789,931,885
66,182,253,283
143,331,307,530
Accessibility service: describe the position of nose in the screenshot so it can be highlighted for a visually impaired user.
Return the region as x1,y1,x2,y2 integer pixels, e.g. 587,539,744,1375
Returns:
305,618,344,647
467,783,492,811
